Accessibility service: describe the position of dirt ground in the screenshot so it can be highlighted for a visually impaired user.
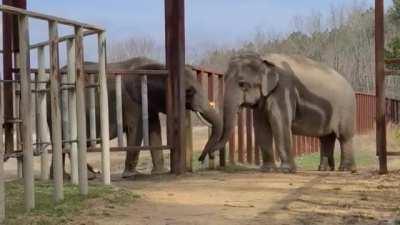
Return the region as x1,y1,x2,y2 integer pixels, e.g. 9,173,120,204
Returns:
4,126,400,225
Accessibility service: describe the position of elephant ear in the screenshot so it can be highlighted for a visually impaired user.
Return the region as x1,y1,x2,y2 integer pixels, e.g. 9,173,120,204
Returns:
261,59,279,97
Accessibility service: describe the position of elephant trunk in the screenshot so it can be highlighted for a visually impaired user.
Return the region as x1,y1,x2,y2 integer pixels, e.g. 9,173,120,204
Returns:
199,92,241,161
197,106,223,157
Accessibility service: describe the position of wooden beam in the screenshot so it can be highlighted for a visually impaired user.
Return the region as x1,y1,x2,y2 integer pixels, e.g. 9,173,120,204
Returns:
0,5,104,31
37,46,49,181
75,26,88,195
375,0,388,174
30,30,96,49
98,31,111,185
165,0,186,174
115,75,124,147
18,14,35,210
0,74,5,225
88,74,96,148
49,20,64,202
67,38,79,185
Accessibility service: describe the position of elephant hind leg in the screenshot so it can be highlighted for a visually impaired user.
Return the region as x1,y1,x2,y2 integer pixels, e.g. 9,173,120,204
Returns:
149,113,168,174
318,133,336,171
338,135,357,172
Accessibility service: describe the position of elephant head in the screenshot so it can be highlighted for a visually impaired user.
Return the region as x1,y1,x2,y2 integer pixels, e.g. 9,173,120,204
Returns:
199,52,278,161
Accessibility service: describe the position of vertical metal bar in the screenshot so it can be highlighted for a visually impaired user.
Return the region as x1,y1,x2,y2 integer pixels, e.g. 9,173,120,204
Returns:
37,46,49,181
61,71,70,178
49,20,64,202
375,0,388,174
115,75,124,147
14,53,23,179
165,0,186,174
75,26,88,195
18,14,34,210
88,74,97,147
238,109,244,163
246,108,253,164
67,38,79,185
141,75,149,146
217,75,226,167
98,31,111,185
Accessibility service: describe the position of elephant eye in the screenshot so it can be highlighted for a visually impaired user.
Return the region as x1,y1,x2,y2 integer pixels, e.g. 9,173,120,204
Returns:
238,81,250,90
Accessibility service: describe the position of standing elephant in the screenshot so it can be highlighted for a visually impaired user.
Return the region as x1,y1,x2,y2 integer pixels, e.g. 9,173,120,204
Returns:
51,57,222,179
199,52,356,173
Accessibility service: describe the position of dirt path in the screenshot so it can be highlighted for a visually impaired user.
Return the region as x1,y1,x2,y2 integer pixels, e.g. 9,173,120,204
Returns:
72,169,400,225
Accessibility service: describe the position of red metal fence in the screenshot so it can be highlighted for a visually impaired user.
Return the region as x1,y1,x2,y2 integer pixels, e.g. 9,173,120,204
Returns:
191,67,400,166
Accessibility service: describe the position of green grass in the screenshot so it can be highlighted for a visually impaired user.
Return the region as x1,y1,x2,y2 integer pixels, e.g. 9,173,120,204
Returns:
4,181,139,225
295,149,376,170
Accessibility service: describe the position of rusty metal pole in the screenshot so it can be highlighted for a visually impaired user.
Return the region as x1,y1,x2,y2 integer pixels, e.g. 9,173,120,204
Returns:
165,0,186,174
217,75,226,167
207,73,215,169
375,0,388,174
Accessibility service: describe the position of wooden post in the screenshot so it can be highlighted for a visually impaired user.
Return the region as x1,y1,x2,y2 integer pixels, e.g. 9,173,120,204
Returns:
88,74,96,147
18,14,34,210
37,46,49,181
141,76,149,146
375,0,388,174
229,132,236,165
238,109,244,163
0,78,5,225
61,71,70,178
49,20,64,202
207,73,215,169
246,109,253,164
218,75,225,167
67,38,79,185
2,0,16,169
75,26,88,195
185,111,193,172
98,31,111,185
115,75,124,147
165,0,186,174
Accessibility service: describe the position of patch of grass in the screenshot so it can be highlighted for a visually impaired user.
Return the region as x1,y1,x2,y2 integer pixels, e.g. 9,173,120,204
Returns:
4,181,139,225
295,148,376,171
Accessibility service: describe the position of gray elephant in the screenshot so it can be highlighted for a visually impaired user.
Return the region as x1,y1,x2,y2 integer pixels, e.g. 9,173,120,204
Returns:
51,57,222,178
199,52,356,173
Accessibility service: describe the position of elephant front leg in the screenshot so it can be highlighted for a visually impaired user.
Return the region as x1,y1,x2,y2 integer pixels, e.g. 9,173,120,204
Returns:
149,115,168,175
269,112,296,173
122,114,143,179
253,109,276,172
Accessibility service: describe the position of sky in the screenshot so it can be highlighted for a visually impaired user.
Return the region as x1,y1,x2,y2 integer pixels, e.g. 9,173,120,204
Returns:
0,0,394,65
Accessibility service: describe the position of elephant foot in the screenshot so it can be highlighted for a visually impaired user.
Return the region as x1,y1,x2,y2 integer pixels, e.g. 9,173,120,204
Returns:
280,162,297,174
88,169,99,180
260,163,278,173
338,162,357,173
121,169,141,179
50,170,71,180
318,165,335,171
151,167,169,175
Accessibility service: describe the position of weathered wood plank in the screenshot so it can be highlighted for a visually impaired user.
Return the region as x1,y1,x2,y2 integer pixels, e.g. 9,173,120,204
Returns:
67,38,79,185
75,26,88,195
98,31,111,185
49,20,64,202
115,75,124,147
18,14,35,210
37,46,49,181
0,5,104,31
